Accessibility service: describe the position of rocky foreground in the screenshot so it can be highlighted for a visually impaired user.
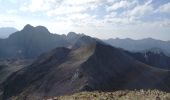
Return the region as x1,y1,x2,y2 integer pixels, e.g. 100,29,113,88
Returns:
47,90,170,100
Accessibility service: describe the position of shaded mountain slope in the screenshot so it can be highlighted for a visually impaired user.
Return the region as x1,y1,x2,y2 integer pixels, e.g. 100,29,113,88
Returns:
2,36,170,100
0,59,32,99
0,25,84,59
0,59,32,85
0,25,70,59
125,48,170,70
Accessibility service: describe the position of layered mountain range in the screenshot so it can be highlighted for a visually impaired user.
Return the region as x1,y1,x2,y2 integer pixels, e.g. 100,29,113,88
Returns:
104,38,170,56
0,25,170,100
0,27,17,39
2,36,170,100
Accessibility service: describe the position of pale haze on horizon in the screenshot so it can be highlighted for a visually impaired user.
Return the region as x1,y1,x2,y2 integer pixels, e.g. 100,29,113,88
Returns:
0,0,170,40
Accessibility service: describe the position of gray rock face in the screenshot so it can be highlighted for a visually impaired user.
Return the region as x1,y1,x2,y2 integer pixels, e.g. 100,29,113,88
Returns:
2,36,170,100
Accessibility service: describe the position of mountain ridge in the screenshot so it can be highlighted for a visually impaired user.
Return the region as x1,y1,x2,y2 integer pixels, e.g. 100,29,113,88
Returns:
0,27,17,39
2,36,170,100
104,38,170,56
0,25,83,59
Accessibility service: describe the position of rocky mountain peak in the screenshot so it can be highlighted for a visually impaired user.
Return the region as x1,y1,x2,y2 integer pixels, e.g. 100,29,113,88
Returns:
23,24,34,30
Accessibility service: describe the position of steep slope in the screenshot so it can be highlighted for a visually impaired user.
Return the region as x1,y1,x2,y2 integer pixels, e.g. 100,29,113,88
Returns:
0,59,32,84
104,38,170,56
0,27,17,39
125,48,170,70
0,59,32,99
2,36,170,100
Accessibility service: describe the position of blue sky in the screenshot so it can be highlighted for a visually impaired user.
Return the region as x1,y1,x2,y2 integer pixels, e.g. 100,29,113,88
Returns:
0,0,170,40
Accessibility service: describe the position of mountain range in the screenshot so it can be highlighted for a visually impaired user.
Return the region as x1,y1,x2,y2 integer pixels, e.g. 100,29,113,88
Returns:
2,35,170,100
1,24,170,59
0,24,83,59
125,48,170,70
0,27,17,39
0,25,170,100
104,38,170,56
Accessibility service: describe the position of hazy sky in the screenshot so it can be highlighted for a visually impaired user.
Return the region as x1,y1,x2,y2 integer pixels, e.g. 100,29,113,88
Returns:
0,0,170,40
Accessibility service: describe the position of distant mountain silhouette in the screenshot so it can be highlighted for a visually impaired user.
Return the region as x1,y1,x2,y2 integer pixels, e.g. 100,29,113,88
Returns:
66,32,84,44
0,25,83,59
104,38,170,56
3,36,170,100
0,27,17,39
